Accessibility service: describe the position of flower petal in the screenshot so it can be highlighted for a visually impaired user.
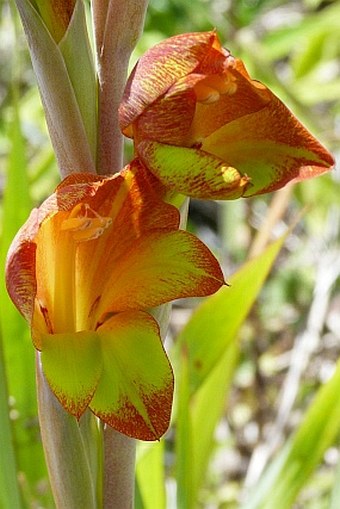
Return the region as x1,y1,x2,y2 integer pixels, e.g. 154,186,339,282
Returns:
40,331,103,418
119,31,226,134
7,163,180,337
5,208,41,323
96,229,224,319
90,311,173,440
73,162,180,330
138,140,251,200
201,93,334,195
187,60,271,144
133,79,197,146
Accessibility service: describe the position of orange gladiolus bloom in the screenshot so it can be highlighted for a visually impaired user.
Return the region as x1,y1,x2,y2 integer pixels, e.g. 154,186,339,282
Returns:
120,31,334,199
6,162,224,440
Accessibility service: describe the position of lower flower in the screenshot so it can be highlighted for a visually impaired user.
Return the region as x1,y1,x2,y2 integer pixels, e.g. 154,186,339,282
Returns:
6,160,224,440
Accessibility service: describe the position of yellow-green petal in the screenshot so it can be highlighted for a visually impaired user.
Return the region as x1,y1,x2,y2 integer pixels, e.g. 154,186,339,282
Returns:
41,331,102,418
91,311,173,441
96,229,224,318
138,140,250,200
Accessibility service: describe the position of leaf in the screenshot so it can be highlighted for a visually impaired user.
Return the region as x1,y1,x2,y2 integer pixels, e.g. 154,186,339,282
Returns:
136,442,166,509
175,233,289,393
191,341,240,495
175,350,194,509
0,94,46,495
15,0,95,173
261,3,340,62
0,330,23,509
242,359,340,509
174,233,288,507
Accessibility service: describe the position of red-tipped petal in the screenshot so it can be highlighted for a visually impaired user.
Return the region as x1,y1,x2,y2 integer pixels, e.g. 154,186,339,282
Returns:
138,140,251,200
96,229,224,319
119,31,224,134
41,331,103,418
91,311,174,440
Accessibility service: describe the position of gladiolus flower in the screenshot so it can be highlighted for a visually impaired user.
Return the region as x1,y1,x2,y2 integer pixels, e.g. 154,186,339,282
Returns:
6,161,224,440
119,31,334,199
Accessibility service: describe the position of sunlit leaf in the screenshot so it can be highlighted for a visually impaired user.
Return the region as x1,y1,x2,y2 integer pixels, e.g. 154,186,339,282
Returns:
175,233,289,393
242,359,340,509
136,442,166,509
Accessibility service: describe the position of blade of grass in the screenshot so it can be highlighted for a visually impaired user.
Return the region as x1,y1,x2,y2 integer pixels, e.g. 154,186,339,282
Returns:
136,441,166,509
174,232,289,506
175,348,194,509
191,341,240,496
0,91,47,498
174,233,289,394
242,359,340,509
0,329,23,509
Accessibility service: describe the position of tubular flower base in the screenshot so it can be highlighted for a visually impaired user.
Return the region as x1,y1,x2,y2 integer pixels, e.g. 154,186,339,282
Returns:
120,31,334,199
6,161,224,440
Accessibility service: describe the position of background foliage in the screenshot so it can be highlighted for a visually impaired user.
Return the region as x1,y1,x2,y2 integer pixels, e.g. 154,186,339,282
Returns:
0,0,339,507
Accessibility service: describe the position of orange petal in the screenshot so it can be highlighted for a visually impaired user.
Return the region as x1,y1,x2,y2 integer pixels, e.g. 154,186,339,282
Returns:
95,229,224,320
119,31,228,135
201,88,334,195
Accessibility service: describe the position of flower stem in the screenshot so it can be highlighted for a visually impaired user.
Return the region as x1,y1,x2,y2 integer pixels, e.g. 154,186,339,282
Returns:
103,427,136,509
93,0,149,175
36,353,99,509
91,2,149,506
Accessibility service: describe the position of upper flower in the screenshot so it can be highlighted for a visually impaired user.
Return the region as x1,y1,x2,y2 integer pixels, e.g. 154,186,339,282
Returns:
6,161,224,440
119,31,334,199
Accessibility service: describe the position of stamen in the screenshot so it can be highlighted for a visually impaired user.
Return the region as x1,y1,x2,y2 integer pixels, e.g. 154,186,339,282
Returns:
61,203,112,242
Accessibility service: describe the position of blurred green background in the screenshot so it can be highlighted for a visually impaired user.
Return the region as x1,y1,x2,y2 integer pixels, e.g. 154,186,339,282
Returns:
0,0,339,508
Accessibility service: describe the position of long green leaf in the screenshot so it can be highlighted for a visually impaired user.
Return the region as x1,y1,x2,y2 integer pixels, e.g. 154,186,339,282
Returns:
0,92,47,502
174,232,288,507
242,359,340,509
0,330,23,509
175,233,289,394
191,341,239,496
136,442,166,509
176,350,194,509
